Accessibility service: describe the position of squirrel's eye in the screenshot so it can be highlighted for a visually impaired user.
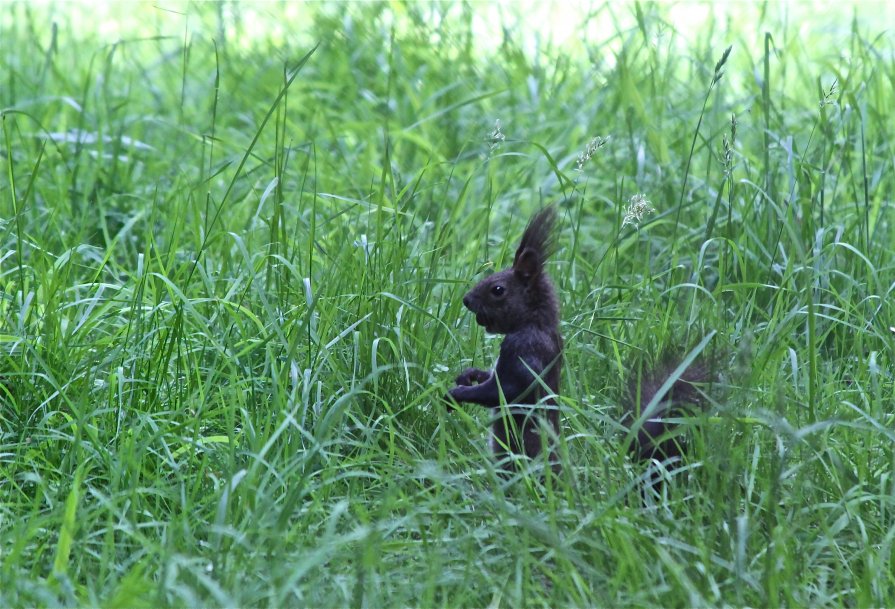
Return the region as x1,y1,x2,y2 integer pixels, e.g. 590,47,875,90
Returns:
490,285,505,297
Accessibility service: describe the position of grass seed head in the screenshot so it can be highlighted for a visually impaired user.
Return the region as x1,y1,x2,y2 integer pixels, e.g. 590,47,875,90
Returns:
622,193,655,229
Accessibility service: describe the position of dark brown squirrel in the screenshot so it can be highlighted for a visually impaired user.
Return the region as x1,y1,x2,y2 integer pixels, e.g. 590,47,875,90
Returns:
447,206,563,471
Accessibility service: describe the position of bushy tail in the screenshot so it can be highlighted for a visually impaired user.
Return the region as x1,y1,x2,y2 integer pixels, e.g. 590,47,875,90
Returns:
625,359,713,462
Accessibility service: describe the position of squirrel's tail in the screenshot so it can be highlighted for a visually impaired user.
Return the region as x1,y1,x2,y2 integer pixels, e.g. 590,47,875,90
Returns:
625,358,712,463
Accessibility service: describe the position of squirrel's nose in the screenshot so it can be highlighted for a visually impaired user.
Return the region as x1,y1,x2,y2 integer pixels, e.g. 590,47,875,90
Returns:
462,295,470,309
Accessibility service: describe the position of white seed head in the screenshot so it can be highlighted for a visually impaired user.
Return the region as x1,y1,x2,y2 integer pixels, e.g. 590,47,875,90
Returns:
575,135,610,171
622,193,655,228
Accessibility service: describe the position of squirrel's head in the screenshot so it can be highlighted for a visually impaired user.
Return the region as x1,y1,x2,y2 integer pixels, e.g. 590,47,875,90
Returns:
462,206,559,334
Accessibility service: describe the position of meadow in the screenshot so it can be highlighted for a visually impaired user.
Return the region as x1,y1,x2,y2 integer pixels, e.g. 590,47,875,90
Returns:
1,1,894,606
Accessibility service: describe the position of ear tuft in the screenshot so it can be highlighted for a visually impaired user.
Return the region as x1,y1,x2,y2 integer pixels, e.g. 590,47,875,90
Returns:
512,206,556,275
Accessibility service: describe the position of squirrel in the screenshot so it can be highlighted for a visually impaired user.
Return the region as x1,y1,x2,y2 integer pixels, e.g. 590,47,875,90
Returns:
447,206,563,473
446,205,712,478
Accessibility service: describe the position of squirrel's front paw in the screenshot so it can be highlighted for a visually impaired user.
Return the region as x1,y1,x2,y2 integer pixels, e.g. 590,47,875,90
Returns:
455,368,490,386
445,387,462,411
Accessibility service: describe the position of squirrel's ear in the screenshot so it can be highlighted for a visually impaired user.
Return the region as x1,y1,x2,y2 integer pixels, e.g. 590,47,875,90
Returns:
513,247,541,281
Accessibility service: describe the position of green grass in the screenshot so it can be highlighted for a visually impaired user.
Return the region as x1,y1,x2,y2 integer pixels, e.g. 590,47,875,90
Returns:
1,1,894,606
